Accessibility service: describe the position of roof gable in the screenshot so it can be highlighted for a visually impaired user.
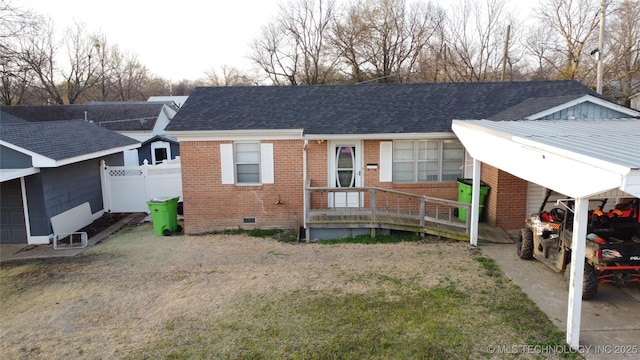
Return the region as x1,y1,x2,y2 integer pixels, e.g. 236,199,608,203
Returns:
166,80,602,135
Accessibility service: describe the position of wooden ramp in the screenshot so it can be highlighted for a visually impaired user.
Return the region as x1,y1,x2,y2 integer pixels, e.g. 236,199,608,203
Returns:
306,212,513,243
305,185,513,244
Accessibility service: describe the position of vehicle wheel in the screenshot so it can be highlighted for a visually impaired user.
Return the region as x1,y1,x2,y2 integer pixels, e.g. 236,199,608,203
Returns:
163,229,171,236
582,263,598,300
517,228,534,260
565,263,599,300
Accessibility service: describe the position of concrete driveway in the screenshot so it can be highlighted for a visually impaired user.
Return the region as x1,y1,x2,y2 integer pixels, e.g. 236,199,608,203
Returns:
481,242,640,360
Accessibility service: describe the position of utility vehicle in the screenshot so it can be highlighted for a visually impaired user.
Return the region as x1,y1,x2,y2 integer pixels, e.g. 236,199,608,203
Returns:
516,192,640,299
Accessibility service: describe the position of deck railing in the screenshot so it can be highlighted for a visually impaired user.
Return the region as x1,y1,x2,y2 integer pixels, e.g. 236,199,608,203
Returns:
304,181,474,233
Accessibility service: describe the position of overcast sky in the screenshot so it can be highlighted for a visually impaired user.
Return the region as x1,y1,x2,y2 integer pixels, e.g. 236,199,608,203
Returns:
18,0,535,81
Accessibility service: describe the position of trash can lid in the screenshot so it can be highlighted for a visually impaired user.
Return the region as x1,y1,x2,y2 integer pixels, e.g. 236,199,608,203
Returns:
149,197,171,203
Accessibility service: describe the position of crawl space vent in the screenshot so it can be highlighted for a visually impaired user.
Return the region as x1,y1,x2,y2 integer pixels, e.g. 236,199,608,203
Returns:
243,217,256,224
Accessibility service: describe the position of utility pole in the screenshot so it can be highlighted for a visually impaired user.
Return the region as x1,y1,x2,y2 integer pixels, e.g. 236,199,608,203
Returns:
596,0,606,95
501,24,511,82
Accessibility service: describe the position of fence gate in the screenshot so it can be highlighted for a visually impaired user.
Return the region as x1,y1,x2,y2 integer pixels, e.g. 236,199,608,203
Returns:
100,160,182,213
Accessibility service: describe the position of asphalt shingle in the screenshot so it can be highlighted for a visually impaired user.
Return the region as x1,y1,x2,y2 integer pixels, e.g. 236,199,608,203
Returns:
0,120,139,161
166,80,600,134
0,103,165,131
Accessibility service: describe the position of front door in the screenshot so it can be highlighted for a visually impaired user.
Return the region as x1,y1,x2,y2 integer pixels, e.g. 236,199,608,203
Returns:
329,141,362,207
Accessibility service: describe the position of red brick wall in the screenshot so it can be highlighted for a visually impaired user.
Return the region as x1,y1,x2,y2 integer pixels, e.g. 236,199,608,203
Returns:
181,139,519,234
306,141,327,187
481,164,528,230
181,140,304,234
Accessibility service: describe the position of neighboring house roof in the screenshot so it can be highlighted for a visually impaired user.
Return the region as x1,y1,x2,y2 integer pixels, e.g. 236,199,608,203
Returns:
0,119,140,167
140,134,179,146
0,111,30,125
147,96,189,110
166,80,602,135
0,103,167,132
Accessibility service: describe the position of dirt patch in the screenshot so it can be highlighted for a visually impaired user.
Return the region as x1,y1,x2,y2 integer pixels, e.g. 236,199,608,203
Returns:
77,212,128,238
0,223,564,359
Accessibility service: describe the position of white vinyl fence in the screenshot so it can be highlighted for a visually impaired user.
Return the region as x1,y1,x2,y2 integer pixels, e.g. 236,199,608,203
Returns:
100,159,182,213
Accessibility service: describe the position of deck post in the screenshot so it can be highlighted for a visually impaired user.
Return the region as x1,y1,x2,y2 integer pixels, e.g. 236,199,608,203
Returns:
469,158,481,245
419,197,425,227
370,189,377,223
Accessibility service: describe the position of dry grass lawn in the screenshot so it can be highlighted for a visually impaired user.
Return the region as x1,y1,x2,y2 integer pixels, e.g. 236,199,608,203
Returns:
0,222,575,359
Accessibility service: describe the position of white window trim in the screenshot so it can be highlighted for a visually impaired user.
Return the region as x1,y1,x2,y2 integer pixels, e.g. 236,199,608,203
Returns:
150,141,171,165
387,139,464,183
219,142,274,185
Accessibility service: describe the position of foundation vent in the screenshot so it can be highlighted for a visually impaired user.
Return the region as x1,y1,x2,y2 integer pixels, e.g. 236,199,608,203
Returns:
243,217,256,224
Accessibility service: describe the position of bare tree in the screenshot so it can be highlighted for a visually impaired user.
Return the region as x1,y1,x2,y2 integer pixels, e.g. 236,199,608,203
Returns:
534,0,608,82
0,0,41,104
112,52,151,101
14,18,66,104
603,0,640,105
522,22,563,80
62,23,102,104
442,0,516,82
249,0,338,85
331,0,445,83
167,79,197,96
204,65,254,86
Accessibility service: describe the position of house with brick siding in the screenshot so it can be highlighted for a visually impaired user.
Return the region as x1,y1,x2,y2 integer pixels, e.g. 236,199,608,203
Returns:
165,80,638,239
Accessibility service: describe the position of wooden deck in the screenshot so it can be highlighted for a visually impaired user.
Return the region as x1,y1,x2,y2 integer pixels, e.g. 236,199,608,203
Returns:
305,185,513,243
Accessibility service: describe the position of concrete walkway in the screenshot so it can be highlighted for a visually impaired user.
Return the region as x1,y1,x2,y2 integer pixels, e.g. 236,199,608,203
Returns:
481,242,640,360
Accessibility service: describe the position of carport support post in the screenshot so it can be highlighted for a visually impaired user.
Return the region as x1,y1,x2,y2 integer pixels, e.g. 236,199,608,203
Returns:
566,197,588,349
469,158,481,246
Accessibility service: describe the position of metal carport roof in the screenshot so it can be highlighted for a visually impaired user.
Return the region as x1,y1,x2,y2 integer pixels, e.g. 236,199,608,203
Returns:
451,117,640,350
452,118,640,199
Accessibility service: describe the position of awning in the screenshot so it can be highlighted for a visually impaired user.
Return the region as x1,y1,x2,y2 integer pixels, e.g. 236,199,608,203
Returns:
452,118,640,198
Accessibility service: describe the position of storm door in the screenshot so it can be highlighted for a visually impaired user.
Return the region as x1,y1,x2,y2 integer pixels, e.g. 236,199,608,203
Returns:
329,142,362,208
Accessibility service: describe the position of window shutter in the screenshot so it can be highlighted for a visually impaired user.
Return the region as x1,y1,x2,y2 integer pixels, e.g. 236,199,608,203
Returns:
220,144,234,184
379,142,392,182
260,143,274,184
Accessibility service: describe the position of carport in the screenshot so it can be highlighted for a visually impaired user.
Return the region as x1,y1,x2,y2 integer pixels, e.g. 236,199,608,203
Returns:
451,118,640,349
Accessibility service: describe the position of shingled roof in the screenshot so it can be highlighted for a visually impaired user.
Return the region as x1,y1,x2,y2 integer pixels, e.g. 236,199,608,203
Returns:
165,80,600,135
0,103,166,131
0,120,139,162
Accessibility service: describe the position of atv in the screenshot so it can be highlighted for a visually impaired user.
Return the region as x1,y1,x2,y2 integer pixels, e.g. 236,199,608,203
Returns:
516,191,640,300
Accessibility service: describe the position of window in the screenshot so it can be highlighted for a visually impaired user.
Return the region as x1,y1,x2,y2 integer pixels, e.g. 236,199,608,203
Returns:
220,143,274,185
150,141,171,165
392,140,463,182
235,142,261,183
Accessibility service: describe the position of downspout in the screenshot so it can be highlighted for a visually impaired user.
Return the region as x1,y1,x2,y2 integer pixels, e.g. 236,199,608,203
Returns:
303,138,308,232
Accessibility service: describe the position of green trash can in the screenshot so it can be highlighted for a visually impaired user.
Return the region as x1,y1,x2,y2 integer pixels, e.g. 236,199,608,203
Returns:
457,178,490,222
147,197,181,236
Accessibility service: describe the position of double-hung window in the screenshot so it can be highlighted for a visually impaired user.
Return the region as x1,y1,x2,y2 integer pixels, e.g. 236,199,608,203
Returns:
220,142,274,185
235,142,261,184
391,140,463,182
